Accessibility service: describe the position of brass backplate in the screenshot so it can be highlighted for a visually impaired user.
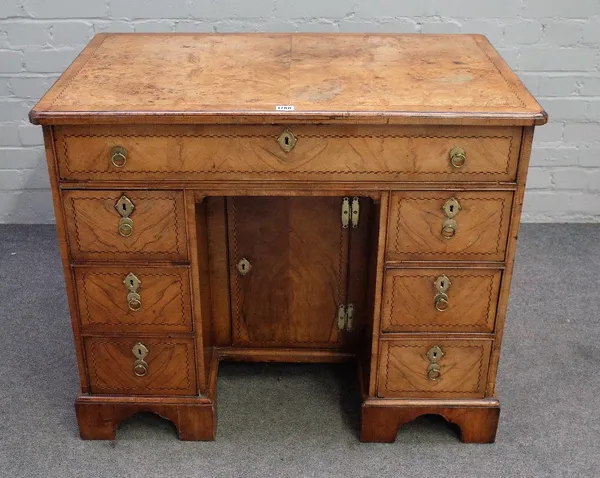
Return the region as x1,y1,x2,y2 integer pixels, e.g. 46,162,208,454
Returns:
123,272,141,292
115,195,135,218
341,197,350,228
132,342,148,360
442,197,461,219
434,274,451,293
277,129,297,152
236,257,252,276
427,345,444,363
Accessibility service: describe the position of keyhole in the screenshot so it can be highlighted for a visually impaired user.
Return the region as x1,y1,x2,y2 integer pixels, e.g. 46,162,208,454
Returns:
137,347,142,355
284,136,289,145
122,203,127,212
241,264,246,271
433,352,437,358
440,281,445,288
449,205,454,213
130,279,134,287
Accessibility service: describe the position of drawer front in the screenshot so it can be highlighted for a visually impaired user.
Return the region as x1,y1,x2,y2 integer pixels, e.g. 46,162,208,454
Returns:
55,125,521,182
377,339,492,399
63,190,187,261
381,269,501,333
387,191,513,262
74,266,192,333
85,337,196,396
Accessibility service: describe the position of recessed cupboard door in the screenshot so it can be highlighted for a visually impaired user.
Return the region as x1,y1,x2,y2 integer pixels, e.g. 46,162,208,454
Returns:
227,196,369,349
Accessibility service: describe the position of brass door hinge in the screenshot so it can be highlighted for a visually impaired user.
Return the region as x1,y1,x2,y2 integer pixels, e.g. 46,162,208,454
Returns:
337,304,355,331
341,197,360,228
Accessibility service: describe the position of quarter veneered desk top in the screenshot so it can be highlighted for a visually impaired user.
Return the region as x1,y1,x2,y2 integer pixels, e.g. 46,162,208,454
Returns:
30,33,545,126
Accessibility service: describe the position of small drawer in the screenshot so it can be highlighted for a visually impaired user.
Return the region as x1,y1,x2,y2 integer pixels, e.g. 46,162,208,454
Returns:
74,265,192,333
63,190,187,261
387,191,512,262
377,339,492,399
85,337,196,396
55,125,520,182
381,268,501,333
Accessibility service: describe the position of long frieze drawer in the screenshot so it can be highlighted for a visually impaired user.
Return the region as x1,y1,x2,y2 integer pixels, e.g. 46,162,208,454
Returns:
381,268,502,333
377,339,492,399
54,125,521,182
387,191,513,262
74,265,193,334
63,190,187,261
85,337,196,396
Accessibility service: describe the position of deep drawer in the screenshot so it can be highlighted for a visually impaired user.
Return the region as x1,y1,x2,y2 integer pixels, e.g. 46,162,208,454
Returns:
381,268,502,333
386,191,513,262
85,337,196,396
74,265,193,333
63,190,187,261
377,338,492,399
55,125,521,182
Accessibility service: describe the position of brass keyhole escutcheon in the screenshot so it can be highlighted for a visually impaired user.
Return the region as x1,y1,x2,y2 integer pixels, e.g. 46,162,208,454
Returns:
110,146,128,168
426,345,444,381
277,129,297,152
132,342,149,377
115,195,135,237
237,258,252,276
442,198,461,219
123,272,142,311
434,275,451,311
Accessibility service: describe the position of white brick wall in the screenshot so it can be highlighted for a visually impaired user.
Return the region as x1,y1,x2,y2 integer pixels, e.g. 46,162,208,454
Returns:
1,0,599,223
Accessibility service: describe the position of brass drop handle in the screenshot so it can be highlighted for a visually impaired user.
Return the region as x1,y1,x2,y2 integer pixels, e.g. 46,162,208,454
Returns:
441,198,460,239
110,146,128,168
427,363,441,381
449,147,466,169
434,293,449,312
123,272,142,312
115,195,135,237
118,221,133,237
133,361,148,377
441,219,457,239
426,345,444,381
434,275,451,312
127,293,141,311
132,342,149,377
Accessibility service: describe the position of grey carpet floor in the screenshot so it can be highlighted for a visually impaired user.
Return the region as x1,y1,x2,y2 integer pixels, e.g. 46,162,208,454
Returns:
0,224,599,478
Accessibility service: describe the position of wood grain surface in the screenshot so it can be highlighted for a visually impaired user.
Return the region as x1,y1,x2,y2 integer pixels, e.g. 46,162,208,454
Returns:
74,265,192,333
63,190,187,261
377,338,492,399
228,196,350,348
381,268,502,333
54,124,521,182
30,34,546,126
85,337,196,396
387,191,513,262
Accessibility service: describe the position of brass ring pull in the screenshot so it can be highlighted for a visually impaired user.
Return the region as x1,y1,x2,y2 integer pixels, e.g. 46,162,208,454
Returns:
434,292,449,312
449,147,466,169
110,146,127,168
118,218,134,237
127,297,142,312
441,219,457,239
133,360,148,377
427,363,441,381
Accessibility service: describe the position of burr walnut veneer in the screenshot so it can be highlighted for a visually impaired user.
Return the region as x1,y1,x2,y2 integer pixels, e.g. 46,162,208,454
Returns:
30,33,546,443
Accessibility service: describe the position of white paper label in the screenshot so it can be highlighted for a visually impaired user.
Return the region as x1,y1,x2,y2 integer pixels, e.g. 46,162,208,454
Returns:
276,105,295,111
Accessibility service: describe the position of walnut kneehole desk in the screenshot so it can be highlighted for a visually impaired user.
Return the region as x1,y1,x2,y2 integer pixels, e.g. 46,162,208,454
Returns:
30,33,547,443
